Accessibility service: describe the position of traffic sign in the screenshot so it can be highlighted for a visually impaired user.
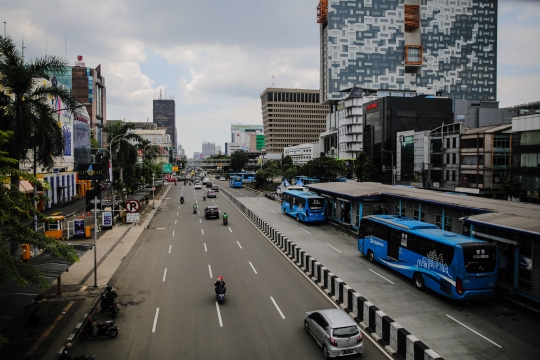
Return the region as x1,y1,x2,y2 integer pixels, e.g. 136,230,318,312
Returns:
163,164,173,173
152,186,156,191
126,200,140,213
126,213,140,223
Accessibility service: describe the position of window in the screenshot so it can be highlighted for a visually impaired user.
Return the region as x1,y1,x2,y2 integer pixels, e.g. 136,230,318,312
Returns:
444,217,452,231
405,45,423,65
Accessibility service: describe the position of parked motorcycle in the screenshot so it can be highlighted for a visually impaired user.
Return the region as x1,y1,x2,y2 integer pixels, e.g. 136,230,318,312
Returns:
59,343,94,360
79,315,119,340
100,294,120,319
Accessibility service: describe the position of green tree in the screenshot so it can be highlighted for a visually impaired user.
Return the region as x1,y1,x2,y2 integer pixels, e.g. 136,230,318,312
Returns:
103,122,142,183
354,151,375,182
0,131,78,348
301,156,347,181
0,35,81,259
500,177,522,200
283,166,298,182
229,150,248,172
282,155,293,172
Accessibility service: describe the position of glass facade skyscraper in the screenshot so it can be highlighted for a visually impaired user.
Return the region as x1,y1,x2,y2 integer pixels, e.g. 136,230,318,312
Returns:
319,0,497,103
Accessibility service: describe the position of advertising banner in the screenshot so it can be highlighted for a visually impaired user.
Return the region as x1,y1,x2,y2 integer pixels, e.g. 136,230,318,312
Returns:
102,211,113,227
74,219,85,236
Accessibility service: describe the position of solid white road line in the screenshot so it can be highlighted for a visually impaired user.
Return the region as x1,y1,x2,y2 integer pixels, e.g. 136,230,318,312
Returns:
270,210,276,213
326,243,342,253
249,262,258,274
368,269,395,284
281,217,290,222
162,268,167,282
237,241,242,249
204,243,207,252
446,315,502,348
156,227,166,230
300,228,312,235
215,302,223,327
172,230,175,237
270,297,285,319
152,308,159,333
208,265,213,278
168,245,172,254
201,229,204,235
229,227,232,233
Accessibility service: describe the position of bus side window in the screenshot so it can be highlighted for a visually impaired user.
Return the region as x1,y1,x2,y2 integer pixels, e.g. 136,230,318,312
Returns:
373,222,388,240
359,222,366,238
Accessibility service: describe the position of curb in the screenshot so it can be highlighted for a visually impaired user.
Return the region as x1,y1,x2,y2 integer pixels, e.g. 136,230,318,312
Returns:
221,187,444,360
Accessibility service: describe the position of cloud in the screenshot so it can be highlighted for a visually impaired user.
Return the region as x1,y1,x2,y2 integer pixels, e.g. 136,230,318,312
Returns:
498,74,540,107
104,62,163,121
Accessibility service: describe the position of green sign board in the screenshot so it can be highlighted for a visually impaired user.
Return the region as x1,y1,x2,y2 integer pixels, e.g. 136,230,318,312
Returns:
163,164,173,173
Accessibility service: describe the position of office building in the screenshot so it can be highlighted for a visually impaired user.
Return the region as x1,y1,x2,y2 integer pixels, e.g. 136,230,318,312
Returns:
260,88,329,154
396,130,430,187
426,123,464,190
512,113,540,203
193,152,201,159
231,124,263,149
363,96,453,184
454,100,514,128
202,142,216,158
225,142,243,156
249,133,265,151
317,0,497,104
153,97,176,156
284,143,320,166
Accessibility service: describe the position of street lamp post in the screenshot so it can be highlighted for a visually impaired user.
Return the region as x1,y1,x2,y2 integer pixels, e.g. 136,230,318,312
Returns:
109,134,125,224
381,148,395,186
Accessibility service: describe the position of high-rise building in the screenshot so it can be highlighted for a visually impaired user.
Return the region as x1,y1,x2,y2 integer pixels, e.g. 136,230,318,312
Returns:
260,88,329,154
202,142,216,158
153,98,176,156
231,124,263,149
318,0,497,104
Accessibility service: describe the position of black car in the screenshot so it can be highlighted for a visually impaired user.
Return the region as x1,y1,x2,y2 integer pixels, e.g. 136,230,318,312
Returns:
205,205,220,219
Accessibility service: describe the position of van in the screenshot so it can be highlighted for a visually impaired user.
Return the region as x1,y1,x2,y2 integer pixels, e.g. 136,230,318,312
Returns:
203,177,209,185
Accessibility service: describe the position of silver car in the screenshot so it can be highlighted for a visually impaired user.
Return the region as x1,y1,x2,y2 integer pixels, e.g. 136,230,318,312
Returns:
304,309,364,358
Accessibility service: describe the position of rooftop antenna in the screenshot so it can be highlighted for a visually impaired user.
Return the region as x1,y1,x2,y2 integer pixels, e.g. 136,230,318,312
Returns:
272,73,275,87
22,38,26,61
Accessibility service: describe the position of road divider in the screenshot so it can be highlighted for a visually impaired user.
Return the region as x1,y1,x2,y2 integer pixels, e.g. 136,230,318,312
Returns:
220,188,444,360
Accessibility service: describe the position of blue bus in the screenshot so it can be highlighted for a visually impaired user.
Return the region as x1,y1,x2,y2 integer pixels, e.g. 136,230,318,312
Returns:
281,190,326,223
358,215,498,300
229,174,243,188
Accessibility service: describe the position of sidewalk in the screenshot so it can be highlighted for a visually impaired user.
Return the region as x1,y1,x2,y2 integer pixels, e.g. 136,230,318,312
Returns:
0,185,171,360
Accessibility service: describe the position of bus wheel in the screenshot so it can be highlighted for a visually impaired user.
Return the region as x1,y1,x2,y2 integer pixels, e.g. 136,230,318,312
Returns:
368,250,375,263
414,273,425,291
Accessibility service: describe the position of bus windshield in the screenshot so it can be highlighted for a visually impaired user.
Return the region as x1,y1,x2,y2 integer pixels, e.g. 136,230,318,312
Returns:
461,243,497,273
308,198,325,210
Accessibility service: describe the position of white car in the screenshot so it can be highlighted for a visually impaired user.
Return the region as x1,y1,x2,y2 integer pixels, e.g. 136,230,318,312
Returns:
220,177,227,181
194,183,202,189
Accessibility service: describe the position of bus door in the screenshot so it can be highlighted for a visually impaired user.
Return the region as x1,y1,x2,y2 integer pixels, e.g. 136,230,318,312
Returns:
387,228,401,260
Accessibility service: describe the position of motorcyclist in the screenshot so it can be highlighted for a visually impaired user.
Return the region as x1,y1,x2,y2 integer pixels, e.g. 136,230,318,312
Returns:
203,193,206,201
214,276,226,295
223,212,228,222
193,204,198,213
101,285,118,310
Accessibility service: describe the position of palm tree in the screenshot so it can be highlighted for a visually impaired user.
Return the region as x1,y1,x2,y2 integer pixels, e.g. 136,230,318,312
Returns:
0,35,80,258
103,122,142,182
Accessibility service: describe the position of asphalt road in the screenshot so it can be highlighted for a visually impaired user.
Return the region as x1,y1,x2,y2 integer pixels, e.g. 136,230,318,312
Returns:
72,184,390,360
225,183,540,360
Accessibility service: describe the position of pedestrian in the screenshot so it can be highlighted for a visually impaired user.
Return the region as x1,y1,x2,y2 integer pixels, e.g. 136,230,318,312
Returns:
499,251,508,281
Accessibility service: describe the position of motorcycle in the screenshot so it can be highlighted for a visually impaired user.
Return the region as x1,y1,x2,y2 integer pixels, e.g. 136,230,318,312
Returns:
193,205,198,214
223,217,228,226
79,315,119,340
100,294,120,319
217,292,225,304
180,197,184,204
203,195,206,201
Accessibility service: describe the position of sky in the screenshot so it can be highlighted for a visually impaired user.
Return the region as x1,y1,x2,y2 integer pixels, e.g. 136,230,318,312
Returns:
2,0,539,157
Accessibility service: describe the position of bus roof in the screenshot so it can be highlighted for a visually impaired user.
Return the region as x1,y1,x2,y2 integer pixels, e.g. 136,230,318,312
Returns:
283,190,324,198
366,215,438,230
